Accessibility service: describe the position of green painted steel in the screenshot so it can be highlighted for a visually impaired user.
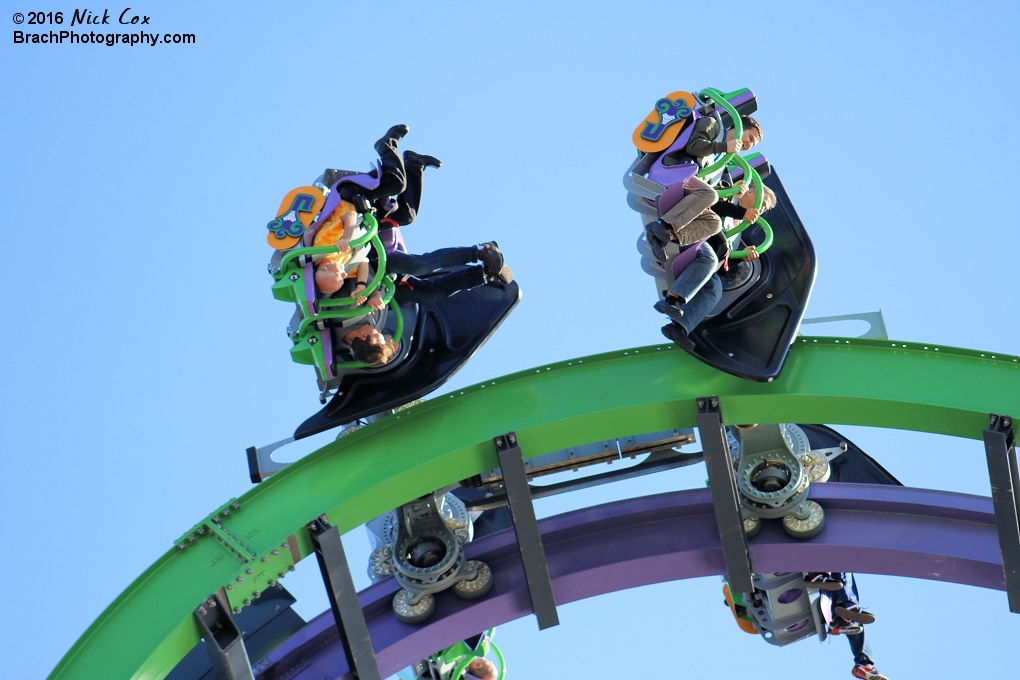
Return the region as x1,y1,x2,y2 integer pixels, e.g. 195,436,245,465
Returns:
49,337,1020,680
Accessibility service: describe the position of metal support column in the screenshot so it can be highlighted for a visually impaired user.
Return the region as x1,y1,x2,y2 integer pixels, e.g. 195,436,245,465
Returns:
308,516,382,680
194,591,255,680
696,396,754,594
983,413,1020,613
495,432,560,630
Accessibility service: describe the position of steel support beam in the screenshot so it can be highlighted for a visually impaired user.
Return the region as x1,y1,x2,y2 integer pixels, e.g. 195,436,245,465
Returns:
696,396,754,594
308,516,382,680
495,432,560,630
193,591,255,680
984,413,1020,613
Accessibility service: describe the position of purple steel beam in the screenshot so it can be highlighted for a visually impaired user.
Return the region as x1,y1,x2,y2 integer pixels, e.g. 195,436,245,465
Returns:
252,484,1000,680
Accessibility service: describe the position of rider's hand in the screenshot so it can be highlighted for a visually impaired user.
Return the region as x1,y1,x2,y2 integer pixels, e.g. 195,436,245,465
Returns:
336,238,351,254
368,295,385,311
733,180,749,197
743,208,760,223
744,246,760,261
726,139,743,153
350,284,367,305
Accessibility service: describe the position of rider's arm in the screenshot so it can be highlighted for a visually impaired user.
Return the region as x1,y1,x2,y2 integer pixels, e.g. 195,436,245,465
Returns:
684,117,728,157
350,262,371,303
711,201,746,220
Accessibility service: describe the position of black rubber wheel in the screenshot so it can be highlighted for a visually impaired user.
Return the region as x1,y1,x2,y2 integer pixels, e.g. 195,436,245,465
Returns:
392,589,436,624
452,561,494,600
782,501,825,540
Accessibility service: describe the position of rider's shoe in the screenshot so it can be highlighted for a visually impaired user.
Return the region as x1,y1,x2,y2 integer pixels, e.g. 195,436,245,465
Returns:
487,264,513,285
834,603,877,625
404,150,442,169
827,617,864,636
804,572,844,591
476,242,504,277
647,219,674,242
375,124,409,155
653,299,684,322
644,225,667,261
851,664,889,680
661,322,695,350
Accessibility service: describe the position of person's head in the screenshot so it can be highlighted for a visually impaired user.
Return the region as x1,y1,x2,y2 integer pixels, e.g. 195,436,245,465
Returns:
314,257,345,294
737,185,776,212
739,115,762,148
349,329,398,365
465,658,497,680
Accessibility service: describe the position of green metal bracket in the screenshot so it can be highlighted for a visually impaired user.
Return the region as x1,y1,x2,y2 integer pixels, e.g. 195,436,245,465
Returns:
173,498,303,613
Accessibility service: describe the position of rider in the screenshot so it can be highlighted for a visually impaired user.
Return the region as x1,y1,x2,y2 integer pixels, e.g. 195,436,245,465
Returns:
332,260,512,366
658,185,774,349
321,123,440,234
312,199,368,295
655,184,774,317
821,572,887,680
683,113,762,163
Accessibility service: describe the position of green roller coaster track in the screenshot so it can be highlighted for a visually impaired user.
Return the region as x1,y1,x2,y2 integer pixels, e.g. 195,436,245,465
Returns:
49,337,1020,680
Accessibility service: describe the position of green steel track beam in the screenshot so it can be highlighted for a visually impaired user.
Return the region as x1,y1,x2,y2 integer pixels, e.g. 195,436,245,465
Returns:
49,337,1020,680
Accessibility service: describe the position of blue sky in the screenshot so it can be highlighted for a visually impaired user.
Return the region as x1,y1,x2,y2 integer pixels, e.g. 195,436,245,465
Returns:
2,1,1020,678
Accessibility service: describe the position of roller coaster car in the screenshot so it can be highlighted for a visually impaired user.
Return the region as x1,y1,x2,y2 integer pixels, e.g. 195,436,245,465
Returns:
686,170,816,382
266,173,520,441
625,87,816,382
722,424,902,645
294,276,520,440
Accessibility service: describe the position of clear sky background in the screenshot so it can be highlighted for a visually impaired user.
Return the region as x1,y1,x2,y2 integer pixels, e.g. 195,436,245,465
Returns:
3,1,1020,678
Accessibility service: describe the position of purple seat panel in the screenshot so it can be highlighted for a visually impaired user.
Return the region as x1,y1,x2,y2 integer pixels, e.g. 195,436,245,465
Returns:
379,225,406,254
647,116,699,187
670,239,709,279
302,262,316,318
253,484,1003,680
320,328,335,380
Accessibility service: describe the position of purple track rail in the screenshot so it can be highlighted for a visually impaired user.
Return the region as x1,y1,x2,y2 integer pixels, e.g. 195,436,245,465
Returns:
254,483,1001,679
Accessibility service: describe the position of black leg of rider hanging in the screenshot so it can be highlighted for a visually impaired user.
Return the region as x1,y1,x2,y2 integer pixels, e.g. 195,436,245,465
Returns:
388,156,424,226
387,247,479,277
369,134,408,201
393,265,487,305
